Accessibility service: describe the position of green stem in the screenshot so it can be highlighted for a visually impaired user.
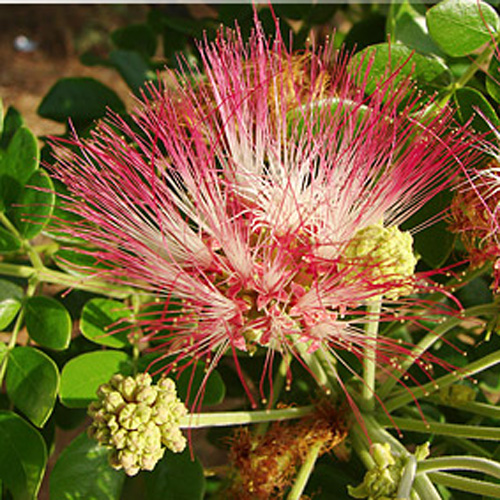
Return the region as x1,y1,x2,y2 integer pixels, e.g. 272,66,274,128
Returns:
412,475,440,500
418,456,500,480
379,303,499,401
384,349,500,412
0,212,44,270
287,441,322,500
427,471,500,498
376,414,500,440
398,456,417,500
449,437,493,459
455,42,495,89
425,396,500,421
350,414,440,500
362,301,381,411
0,262,131,299
298,342,335,394
255,354,291,436
180,405,315,429
435,40,496,109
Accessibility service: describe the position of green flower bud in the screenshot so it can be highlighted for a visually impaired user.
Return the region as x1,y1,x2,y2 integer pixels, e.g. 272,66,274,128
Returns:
348,443,406,499
158,377,176,392
109,374,124,389
111,428,128,450
118,403,139,430
119,377,137,401
136,386,158,405
135,372,153,388
106,415,119,433
372,443,395,469
119,449,140,476
97,383,113,399
139,447,165,471
104,391,125,413
414,443,430,462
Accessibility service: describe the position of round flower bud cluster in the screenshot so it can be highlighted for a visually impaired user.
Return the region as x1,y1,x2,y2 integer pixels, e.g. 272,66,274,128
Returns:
343,224,418,300
88,373,187,476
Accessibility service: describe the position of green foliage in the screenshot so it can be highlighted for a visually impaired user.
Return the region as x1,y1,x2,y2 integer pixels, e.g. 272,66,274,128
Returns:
24,296,71,350
144,448,206,500
0,411,47,500
388,0,444,56
0,227,21,253
11,169,55,240
111,23,157,58
59,351,132,408
108,50,156,95
0,106,24,149
50,432,125,500
38,77,125,126
487,54,500,104
453,87,500,133
0,279,22,330
351,43,451,94
6,346,60,427
80,298,132,348
426,0,499,57
402,190,455,268
177,364,226,408
0,124,39,210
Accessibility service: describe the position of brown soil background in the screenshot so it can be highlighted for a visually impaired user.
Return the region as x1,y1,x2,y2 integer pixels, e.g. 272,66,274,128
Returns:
0,5,147,137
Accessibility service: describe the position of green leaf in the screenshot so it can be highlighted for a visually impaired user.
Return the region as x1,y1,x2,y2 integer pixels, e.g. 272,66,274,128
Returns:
0,411,47,500
0,126,39,210
456,276,493,308
0,126,39,184
389,0,444,57
80,298,131,348
0,279,23,330
60,350,131,408
351,43,452,95
145,448,205,500
453,86,500,133
343,13,386,52
426,0,499,57
50,432,125,500
486,54,500,103
111,23,157,58
54,248,107,276
0,226,21,253
11,168,55,239
38,77,125,125
402,190,454,268
5,346,60,427
109,50,156,95
25,296,71,351
177,364,225,407
0,106,24,149
0,99,3,136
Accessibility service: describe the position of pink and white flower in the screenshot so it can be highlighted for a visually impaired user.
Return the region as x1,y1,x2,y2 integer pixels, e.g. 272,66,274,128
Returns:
50,21,480,407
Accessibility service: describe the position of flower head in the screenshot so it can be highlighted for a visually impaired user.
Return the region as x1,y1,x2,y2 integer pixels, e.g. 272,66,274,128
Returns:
450,156,500,290
51,20,479,407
